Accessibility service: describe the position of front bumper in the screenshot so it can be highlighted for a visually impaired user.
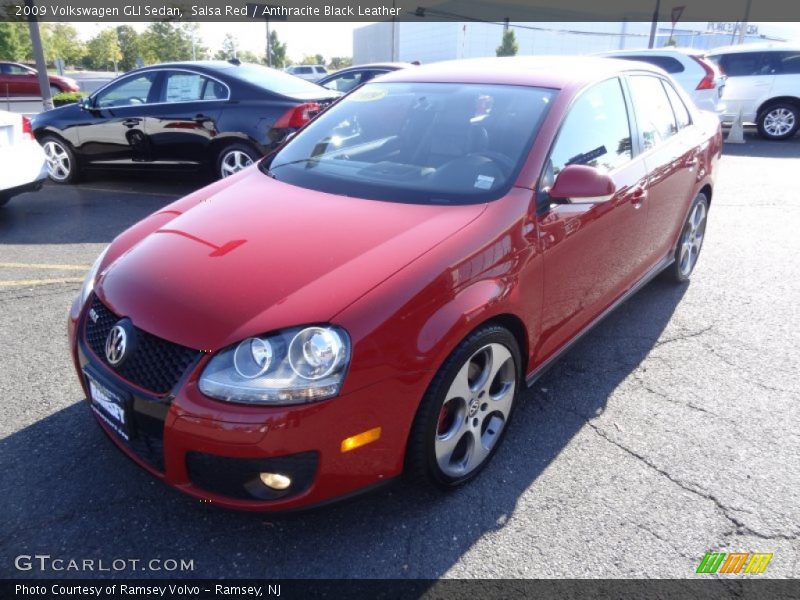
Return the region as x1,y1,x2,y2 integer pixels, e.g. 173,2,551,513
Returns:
68,296,424,511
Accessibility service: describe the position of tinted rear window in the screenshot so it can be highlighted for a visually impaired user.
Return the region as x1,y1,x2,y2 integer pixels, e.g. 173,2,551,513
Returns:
223,64,327,97
710,52,780,77
616,55,685,74
263,82,555,205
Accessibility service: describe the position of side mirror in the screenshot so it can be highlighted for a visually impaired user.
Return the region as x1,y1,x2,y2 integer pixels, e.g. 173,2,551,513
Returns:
78,97,92,110
548,164,616,202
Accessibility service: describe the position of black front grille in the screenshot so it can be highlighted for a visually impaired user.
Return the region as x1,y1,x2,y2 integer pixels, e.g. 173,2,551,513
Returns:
84,295,201,395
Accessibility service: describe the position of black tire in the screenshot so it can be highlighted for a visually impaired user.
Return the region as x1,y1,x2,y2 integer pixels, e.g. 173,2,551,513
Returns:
216,142,260,180
756,102,799,141
405,324,522,489
663,192,709,283
40,135,81,184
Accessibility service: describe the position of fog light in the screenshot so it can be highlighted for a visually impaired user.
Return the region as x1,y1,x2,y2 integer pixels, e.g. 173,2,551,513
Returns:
259,472,291,490
341,427,382,453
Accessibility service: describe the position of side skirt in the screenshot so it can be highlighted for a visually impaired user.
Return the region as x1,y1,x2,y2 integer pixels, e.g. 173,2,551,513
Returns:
525,254,675,387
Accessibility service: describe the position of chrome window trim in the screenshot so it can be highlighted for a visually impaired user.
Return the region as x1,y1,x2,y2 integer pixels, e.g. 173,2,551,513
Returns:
90,67,232,109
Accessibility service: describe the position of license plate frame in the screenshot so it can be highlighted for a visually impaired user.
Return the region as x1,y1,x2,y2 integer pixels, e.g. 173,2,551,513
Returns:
85,371,132,441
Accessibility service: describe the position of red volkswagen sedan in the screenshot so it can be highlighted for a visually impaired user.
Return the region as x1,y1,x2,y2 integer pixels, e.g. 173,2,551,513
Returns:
68,57,722,511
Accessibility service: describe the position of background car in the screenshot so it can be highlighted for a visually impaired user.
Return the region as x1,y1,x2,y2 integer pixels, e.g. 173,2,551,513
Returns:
284,64,328,82
30,60,340,183
705,43,800,140
0,61,81,97
68,57,721,511
0,110,47,206
317,62,415,93
599,49,724,112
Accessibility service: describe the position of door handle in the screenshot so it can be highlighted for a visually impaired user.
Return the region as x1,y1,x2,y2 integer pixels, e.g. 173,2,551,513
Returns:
122,118,141,127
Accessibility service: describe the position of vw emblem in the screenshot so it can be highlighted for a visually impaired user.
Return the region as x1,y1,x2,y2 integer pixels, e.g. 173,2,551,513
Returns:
106,319,134,367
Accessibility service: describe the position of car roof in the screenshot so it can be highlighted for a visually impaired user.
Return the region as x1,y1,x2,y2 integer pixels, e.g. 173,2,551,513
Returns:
379,56,664,89
600,48,702,58
706,43,800,56
344,62,415,70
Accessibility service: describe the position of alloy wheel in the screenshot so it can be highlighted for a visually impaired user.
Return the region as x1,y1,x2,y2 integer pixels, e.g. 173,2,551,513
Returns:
678,201,707,277
220,149,254,177
43,140,71,181
763,107,796,138
434,343,516,478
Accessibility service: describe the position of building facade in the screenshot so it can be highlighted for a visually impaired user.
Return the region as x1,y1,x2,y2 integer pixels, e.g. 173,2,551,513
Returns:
353,21,790,65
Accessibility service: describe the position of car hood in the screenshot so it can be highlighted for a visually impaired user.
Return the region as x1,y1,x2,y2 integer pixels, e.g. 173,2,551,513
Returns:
97,168,486,351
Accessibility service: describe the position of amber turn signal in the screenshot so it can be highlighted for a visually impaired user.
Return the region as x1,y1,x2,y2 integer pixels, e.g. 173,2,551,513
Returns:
341,427,382,453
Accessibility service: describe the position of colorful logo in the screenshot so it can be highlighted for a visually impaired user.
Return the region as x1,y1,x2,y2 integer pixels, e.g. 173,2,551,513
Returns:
696,552,773,574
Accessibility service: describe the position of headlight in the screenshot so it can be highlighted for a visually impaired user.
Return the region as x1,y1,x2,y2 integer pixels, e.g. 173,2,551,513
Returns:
199,325,351,405
79,246,109,307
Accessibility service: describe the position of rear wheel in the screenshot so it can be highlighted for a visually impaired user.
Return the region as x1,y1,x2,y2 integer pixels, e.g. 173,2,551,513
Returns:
663,193,709,283
757,103,799,140
41,136,80,184
217,143,259,179
406,324,521,488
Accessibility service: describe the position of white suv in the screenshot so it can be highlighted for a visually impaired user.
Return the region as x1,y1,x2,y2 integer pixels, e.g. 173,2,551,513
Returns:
284,64,329,83
600,49,725,113
705,44,800,140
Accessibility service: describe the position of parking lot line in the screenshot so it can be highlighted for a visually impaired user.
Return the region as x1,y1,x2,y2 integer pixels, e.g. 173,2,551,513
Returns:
0,262,89,271
76,186,183,198
0,277,84,287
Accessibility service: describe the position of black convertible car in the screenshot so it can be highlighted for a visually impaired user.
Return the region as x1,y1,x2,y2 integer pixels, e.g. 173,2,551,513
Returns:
31,61,339,182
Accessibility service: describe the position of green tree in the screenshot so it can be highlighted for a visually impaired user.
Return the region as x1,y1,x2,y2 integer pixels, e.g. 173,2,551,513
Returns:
86,28,122,72
214,33,237,60
140,22,197,64
663,37,678,47
116,25,142,71
0,22,33,61
267,30,287,68
327,56,352,70
0,22,25,61
496,29,518,57
301,54,325,65
46,23,84,66
237,50,262,64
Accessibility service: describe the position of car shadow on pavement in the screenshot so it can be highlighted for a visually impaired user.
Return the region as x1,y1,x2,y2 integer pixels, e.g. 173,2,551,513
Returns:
0,172,203,245
0,278,687,580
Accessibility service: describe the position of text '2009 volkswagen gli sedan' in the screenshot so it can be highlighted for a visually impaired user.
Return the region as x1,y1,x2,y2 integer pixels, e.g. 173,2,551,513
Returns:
68,57,722,511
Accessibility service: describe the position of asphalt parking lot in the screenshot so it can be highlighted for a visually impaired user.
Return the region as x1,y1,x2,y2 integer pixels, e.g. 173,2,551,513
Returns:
1,132,798,579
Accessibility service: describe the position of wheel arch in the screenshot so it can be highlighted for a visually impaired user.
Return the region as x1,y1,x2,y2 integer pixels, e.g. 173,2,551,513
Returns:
756,96,800,118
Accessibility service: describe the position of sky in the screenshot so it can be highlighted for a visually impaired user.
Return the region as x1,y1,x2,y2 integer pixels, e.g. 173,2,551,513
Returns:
73,21,799,63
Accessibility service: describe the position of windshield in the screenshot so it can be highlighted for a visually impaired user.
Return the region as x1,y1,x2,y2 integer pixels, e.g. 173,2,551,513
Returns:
224,63,330,98
262,82,555,205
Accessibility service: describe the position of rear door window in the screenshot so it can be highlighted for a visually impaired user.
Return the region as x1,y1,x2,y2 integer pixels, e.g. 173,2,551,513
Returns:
662,80,691,130
628,75,678,150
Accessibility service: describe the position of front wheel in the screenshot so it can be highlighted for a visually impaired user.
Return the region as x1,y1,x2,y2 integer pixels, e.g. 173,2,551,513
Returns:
41,136,80,184
406,324,521,488
757,103,799,140
663,193,709,283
